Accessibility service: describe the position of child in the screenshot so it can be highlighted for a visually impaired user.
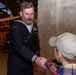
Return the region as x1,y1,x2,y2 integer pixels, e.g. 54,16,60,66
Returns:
45,32,76,75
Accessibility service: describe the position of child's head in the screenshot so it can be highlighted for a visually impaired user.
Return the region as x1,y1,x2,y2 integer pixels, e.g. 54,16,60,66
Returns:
49,32,76,63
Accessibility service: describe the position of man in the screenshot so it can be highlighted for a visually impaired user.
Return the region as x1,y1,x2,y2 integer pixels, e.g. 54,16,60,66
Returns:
45,32,76,75
7,1,47,75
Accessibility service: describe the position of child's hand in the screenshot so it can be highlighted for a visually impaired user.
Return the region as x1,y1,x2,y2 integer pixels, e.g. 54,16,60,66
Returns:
49,65,57,75
45,61,58,75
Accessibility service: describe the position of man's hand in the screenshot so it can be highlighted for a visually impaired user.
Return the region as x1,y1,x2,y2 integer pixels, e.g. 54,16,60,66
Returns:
35,57,47,68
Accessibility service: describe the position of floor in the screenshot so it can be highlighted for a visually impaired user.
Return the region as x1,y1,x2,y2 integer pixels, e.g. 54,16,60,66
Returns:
0,52,8,75
0,51,50,75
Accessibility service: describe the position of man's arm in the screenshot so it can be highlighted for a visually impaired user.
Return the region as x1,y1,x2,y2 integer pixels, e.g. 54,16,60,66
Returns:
10,23,47,68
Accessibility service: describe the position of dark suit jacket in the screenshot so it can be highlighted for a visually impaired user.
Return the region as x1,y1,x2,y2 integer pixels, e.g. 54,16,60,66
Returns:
7,19,40,75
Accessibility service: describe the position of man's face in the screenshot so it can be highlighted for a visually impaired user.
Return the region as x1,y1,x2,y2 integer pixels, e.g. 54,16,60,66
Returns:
20,7,34,25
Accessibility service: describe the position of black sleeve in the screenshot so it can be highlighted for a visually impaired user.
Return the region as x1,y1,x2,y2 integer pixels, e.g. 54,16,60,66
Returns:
10,24,35,61
33,24,40,56
34,34,40,56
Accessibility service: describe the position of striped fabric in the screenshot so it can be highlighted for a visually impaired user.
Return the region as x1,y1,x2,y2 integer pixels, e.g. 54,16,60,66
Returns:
45,61,76,75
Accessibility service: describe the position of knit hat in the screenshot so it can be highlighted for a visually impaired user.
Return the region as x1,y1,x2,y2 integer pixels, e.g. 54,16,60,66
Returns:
49,32,76,60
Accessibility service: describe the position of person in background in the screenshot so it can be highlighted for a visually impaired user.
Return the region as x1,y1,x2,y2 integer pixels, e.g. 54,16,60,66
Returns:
45,32,76,75
7,1,47,75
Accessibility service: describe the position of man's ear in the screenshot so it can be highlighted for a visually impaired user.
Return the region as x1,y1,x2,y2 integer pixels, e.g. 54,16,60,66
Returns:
20,11,22,17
